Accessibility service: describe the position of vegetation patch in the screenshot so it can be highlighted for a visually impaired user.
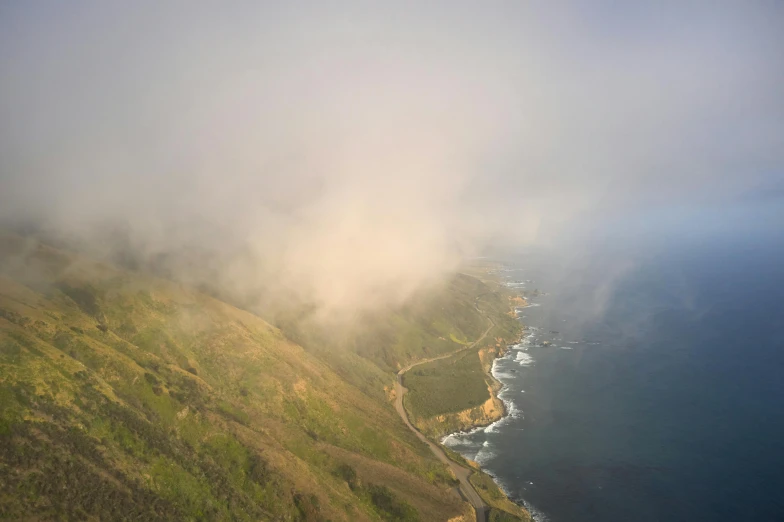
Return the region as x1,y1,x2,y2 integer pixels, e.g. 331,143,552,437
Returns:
367,484,420,521
403,349,490,419
470,472,531,521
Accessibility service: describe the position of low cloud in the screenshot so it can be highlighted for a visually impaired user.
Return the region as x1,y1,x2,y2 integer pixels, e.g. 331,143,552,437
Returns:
1,2,781,315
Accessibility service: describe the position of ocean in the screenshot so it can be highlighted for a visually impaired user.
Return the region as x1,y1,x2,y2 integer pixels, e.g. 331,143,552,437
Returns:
446,238,784,521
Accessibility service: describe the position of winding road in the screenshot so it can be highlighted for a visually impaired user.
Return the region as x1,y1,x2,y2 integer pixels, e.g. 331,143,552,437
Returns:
394,312,495,522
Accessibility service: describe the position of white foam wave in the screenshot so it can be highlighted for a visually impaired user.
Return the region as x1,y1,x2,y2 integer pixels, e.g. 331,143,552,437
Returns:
515,352,534,366
490,358,508,379
522,500,550,522
473,440,497,464
492,369,517,380
559,346,573,350
519,333,538,347
440,425,485,446
441,434,483,449
482,363,523,436
484,388,523,435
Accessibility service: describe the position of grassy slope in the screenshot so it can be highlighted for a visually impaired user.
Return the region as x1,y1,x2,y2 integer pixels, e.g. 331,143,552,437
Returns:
403,349,491,419
469,474,531,522
0,233,467,521
276,273,491,377
400,279,521,423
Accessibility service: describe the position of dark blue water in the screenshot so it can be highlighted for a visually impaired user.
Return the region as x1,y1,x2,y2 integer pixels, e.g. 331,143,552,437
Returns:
446,239,784,521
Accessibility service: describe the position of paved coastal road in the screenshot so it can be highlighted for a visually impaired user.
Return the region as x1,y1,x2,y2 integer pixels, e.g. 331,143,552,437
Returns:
394,312,495,522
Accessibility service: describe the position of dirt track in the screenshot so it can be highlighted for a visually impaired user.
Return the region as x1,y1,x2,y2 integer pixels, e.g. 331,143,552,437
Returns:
394,314,495,522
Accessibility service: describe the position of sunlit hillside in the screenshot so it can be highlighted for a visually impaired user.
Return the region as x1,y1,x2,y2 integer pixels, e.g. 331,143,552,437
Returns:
0,232,476,521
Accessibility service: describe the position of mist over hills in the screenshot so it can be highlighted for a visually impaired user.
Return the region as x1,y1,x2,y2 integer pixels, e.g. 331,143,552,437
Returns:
2,3,781,323
0,230,530,520
1,2,783,520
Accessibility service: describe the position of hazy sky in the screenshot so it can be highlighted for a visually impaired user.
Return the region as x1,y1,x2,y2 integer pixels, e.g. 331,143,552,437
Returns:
1,2,782,312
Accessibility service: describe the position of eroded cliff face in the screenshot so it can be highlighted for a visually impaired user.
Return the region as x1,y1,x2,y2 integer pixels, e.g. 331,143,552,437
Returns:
478,342,503,372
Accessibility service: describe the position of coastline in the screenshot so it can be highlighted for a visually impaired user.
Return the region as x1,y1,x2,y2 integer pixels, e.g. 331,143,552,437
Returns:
436,302,534,516
394,282,533,521
438,340,515,446
438,335,538,522
410,337,515,439
412,295,529,440
434,303,529,439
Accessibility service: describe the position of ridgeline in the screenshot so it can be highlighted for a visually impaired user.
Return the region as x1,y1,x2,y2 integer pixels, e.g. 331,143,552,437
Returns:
0,231,528,521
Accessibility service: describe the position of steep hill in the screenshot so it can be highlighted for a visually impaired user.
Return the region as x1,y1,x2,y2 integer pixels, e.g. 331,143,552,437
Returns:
0,232,473,521
273,273,520,392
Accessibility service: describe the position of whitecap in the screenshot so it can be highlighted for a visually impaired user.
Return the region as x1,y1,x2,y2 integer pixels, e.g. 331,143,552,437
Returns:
492,369,517,380
483,422,499,434
484,399,522,437
491,359,517,381
441,430,485,449
504,282,527,288
515,352,534,366
440,424,486,444
473,441,497,464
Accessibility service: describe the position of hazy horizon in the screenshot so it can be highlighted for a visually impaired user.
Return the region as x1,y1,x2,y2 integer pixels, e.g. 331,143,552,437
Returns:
2,2,782,315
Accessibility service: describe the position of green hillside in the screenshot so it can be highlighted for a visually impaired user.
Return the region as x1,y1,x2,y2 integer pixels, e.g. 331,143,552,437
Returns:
403,349,491,419
274,272,515,381
0,232,471,521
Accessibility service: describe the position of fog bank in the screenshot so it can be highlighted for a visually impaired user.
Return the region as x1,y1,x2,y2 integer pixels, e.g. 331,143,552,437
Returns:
1,2,782,314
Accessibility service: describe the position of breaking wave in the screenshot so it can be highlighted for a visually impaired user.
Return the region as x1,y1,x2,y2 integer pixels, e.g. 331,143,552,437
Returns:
515,351,534,366
441,426,485,447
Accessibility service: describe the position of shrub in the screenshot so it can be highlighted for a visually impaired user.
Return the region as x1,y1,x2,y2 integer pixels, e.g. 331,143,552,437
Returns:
335,463,360,490
367,484,419,522
293,492,321,521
